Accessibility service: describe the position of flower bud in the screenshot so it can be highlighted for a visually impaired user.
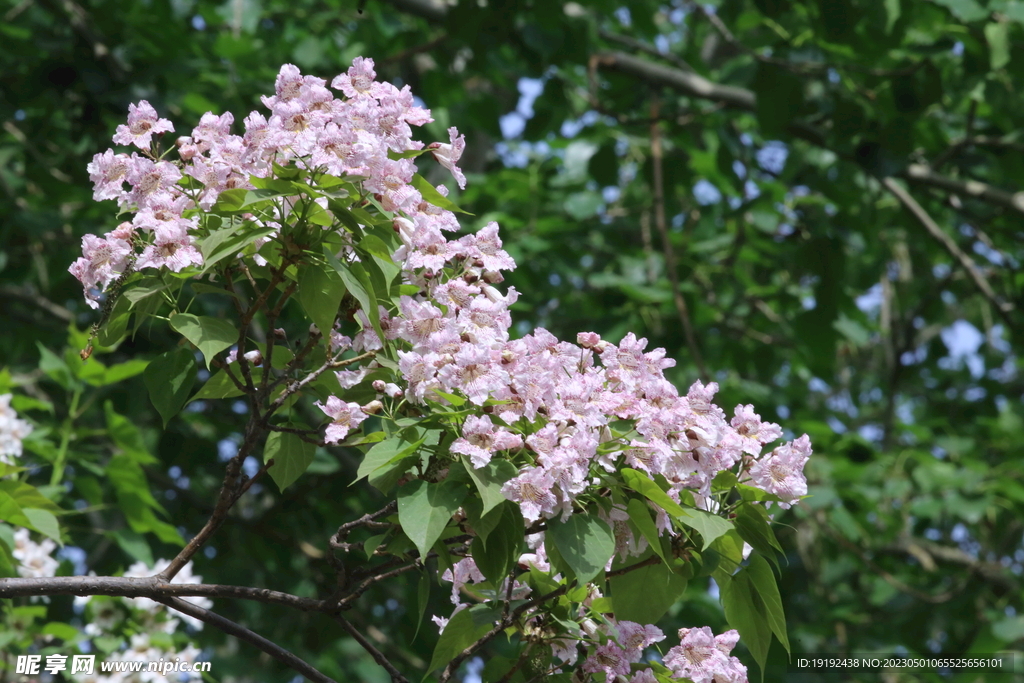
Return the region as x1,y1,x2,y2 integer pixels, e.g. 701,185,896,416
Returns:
243,349,263,366
577,332,601,349
384,383,403,398
362,400,384,415
581,619,599,638
273,328,287,339
482,269,504,284
372,380,387,393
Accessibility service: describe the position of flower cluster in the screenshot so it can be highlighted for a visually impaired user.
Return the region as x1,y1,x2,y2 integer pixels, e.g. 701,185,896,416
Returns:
72,57,466,309
12,527,58,579
0,393,33,464
78,59,811,683
73,559,210,682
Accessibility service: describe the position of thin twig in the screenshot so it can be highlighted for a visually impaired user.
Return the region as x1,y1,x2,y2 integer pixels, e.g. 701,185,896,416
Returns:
598,28,694,71
650,94,709,380
438,584,570,683
881,177,1014,328
155,596,339,683
0,575,328,612
335,614,411,683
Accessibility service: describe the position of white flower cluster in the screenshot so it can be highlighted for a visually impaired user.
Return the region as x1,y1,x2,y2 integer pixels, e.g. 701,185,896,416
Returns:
73,560,210,682
12,527,58,579
0,393,33,465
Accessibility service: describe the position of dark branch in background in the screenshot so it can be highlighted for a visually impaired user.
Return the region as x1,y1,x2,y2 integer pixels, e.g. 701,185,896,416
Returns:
693,4,922,78
598,51,755,110
0,285,75,322
649,94,709,381
383,0,447,22
154,596,339,683
881,177,1015,327
882,534,1019,593
335,615,411,683
901,163,1024,216
597,28,695,71
807,511,962,604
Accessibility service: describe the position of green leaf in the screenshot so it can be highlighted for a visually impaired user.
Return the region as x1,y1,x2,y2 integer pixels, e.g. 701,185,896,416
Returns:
21,509,61,546
100,359,150,386
610,550,687,624
563,191,602,219
676,508,734,551
626,498,669,566
388,148,430,160
547,512,615,585
97,295,132,346
463,457,518,517
746,554,790,653
37,343,72,389
621,468,732,549
104,401,157,464
111,528,154,567
264,430,316,491
200,225,276,273
169,313,237,369
144,348,197,426
414,571,431,641
985,21,1010,69
410,173,473,214
734,503,783,567
329,253,384,343
355,433,425,483
884,0,901,32
931,0,988,22
397,478,467,560
720,555,789,679
471,501,523,585
425,605,502,676
105,455,182,545
189,368,246,402
299,262,347,337
753,62,804,137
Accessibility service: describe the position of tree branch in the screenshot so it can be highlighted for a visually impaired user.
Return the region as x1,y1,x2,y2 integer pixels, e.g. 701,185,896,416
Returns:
154,596,339,683
438,584,570,683
881,177,1015,327
0,575,329,612
334,614,411,683
900,163,1024,216
650,94,708,381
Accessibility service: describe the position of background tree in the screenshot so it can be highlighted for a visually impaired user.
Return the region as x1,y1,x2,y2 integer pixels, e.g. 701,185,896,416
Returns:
0,0,1022,680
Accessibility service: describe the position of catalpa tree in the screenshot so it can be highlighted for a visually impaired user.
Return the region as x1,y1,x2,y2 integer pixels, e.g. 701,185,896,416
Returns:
0,59,810,683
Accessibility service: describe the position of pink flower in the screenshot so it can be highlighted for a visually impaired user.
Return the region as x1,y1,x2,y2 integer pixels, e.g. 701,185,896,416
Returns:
68,231,134,309
331,57,380,99
748,434,812,507
582,642,631,678
664,627,747,683
731,404,783,457
456,222,515,272
501,467,557,523
86,150,131,202
451,415,523,469
315,397,367,444
135,225,203,273
428,127,467,189
126,157,182,209
113,100,174,149
616,621,666,659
